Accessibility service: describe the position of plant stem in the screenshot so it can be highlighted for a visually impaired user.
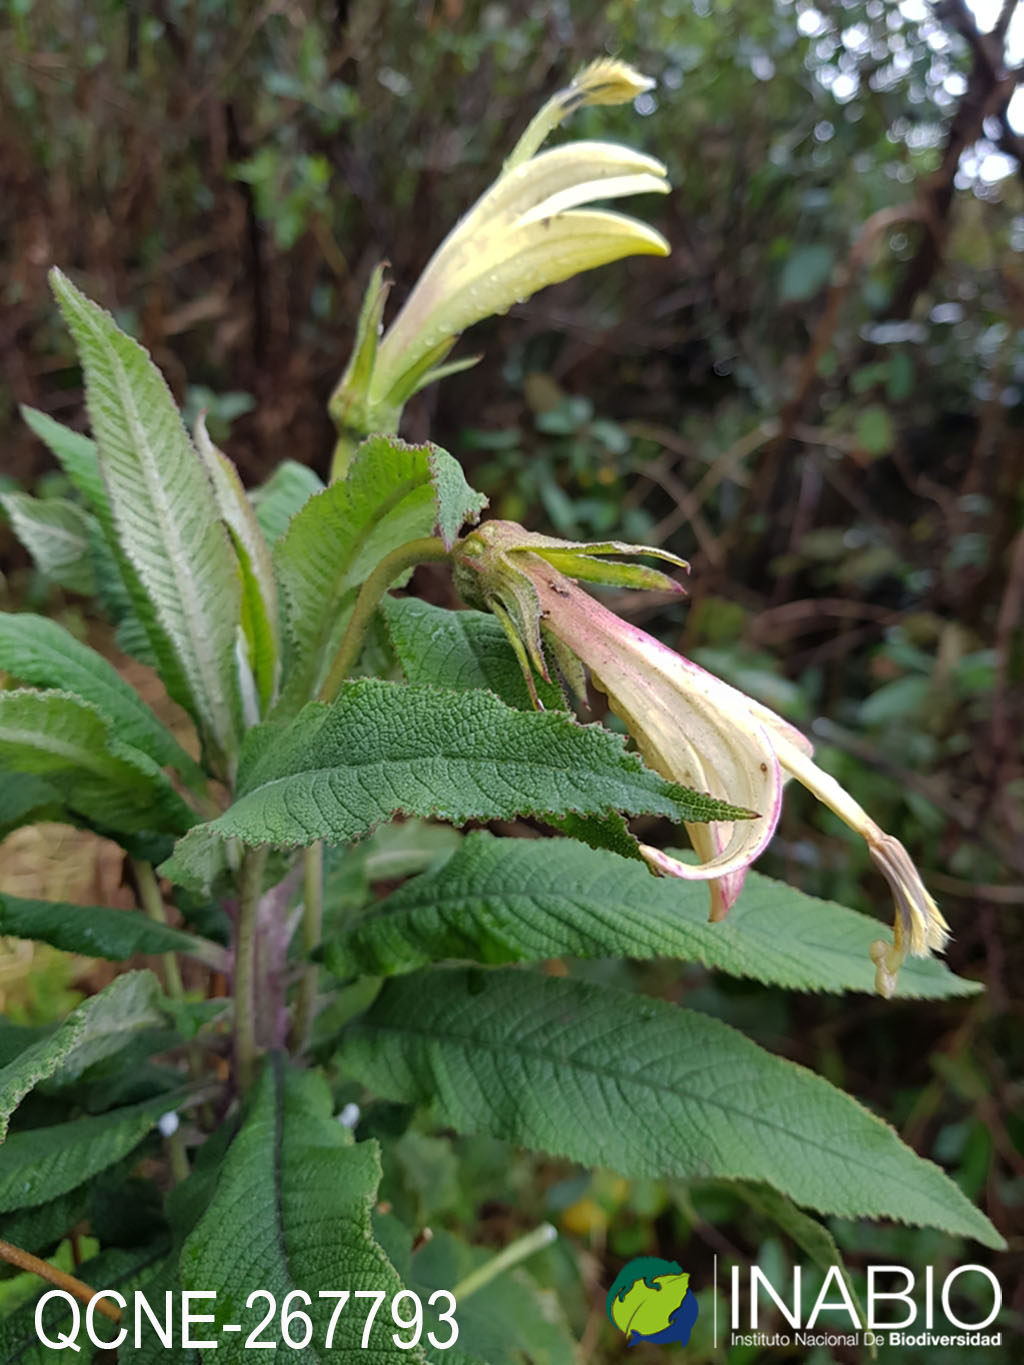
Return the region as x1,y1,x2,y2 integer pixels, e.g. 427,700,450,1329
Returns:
234,847,267,1093
450,1223,557,1301
318,535,450,704
0,1239,122,1322
132,859,184,999
290,842,324,1053
167,1127,190,1184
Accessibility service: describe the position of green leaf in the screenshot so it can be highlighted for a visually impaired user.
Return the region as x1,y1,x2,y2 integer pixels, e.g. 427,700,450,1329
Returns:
0,689,194,837
116,1260,203,1363
22,405,185,692
0,492,97,593
0,1021,43,1072
0,894,226,969
0,612,203,784
855,404,895,457
859,675,932,728
0,1090,176,1211
0,772,64,837
86,1125,238,1362
733,1183,870,1348
194,417,280,716
342,968,1004,1248
0,1186,92,1273
325,833,978,999
384,597,565,711
20,405,105,514
163,681,746,887
0,973,171,1140
405,1226,576,1365
180,1054,428,1363
543,810,645,862
273,435,486,709
250,460,323,543
51,268,243,764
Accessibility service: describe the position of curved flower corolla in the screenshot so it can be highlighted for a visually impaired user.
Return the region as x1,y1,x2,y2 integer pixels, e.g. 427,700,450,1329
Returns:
328,60,669,475
453,520,950,997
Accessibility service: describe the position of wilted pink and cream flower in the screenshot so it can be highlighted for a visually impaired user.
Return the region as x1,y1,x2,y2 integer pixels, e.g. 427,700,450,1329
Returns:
454,521,950,997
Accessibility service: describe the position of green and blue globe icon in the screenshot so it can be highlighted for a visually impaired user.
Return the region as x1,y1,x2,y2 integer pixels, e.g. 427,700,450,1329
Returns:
606,1257,700,1349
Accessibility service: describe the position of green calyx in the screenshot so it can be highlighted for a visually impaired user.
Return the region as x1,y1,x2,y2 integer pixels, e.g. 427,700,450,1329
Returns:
452,520,689,705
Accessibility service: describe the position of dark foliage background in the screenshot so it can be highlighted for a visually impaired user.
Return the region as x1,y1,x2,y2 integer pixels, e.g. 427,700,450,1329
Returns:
1,1,1021,1359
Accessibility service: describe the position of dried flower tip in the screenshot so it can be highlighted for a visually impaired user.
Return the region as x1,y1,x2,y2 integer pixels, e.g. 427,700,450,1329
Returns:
869,831,950,958
565,58,656,110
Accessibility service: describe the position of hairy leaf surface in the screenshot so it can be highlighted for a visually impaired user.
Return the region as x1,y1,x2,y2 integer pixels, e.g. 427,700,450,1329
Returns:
0,1091,176,1211
0,612,202,783
0,492,96,593
0,895,225,969
163,682,747,887
0,973,170,1140
180,1054,428,1362
326,832,978,998
0,690,194,836
51,269,243,762
21,405,184,691
343,968,1003,1248
20,405,105,512
250,459,323,543
0,772,64,838
384,597,565,710
273,435,486,709
195,416,280,715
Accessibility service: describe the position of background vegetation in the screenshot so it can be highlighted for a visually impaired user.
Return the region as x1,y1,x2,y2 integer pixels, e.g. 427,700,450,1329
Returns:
1,1,1021,1360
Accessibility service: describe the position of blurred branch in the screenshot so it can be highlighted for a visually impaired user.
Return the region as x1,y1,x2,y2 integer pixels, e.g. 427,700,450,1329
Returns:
746,597,897,644
812,717,1024,876
926,872,1024,906
994,0,1016,41
773,204,927,454
0,1239,122,1322
893,0,1022,313
988,525,1024,834
732,203,927,556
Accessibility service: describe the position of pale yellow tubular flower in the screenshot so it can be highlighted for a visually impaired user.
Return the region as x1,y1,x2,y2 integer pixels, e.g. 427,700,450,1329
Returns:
525,564,784,907
329,59,669,477
370,142,669,411
580,602,950,991
760,732,950,997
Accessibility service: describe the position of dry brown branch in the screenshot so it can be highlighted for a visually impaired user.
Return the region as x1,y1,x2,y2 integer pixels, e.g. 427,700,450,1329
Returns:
0,1238,122,1322
893,0,1021,310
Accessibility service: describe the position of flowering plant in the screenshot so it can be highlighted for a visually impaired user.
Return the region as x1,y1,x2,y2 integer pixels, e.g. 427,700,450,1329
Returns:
0,59,999,1358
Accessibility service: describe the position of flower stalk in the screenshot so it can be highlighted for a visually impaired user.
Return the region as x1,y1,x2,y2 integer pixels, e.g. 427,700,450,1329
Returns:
234,847,268,1092
318,535,450,704
132,858,185,1000
290,841,324,1054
